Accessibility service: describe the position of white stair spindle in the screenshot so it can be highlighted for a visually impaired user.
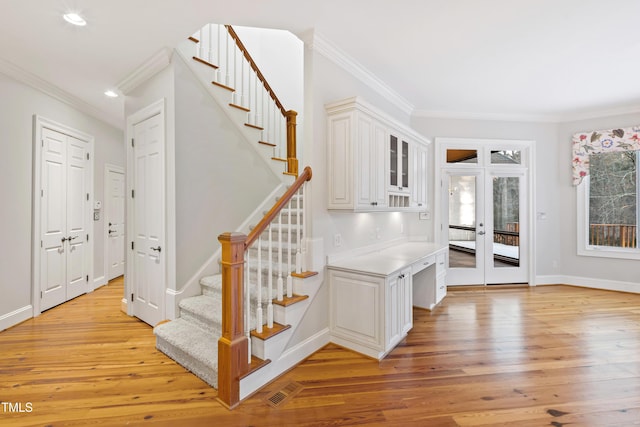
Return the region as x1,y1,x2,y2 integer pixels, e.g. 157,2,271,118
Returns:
245,245,252,363
295,188,302,274
286,198,293,298
267,224,273,328
277,211,284,301
256,235,263,334
301,182,308,273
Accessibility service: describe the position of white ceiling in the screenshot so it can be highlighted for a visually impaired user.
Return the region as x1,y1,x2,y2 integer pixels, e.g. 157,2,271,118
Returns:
2,0,640,128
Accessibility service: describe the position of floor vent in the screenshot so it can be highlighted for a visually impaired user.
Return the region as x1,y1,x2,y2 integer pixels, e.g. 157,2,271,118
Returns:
265,381,303,408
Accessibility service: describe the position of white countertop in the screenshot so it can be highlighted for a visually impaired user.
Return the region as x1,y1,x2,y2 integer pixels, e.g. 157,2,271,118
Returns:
327,242,447,277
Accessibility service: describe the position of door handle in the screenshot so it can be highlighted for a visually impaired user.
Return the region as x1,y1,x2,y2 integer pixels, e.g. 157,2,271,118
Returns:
67,236,78,241
150,246,162,253
108,229,115,234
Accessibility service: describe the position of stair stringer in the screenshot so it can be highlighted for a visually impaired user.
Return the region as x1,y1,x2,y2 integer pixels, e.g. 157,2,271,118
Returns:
240,272,330,401
174,41,290,180
166,183,291,320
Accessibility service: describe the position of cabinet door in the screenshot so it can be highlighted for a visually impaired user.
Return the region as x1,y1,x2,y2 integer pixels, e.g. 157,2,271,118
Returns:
371,122,388,207
411,144,428,208
400,267,413,335
389,134,410,194
355,115,387,209
355,114,374,208
386,273,402,349
327,112,354,209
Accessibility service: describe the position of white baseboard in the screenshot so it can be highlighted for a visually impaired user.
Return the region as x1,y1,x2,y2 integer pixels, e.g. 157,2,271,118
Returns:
240,328,330,400
0,305,33,332
120,298,128,314
536,275,639,294
93,275,107,290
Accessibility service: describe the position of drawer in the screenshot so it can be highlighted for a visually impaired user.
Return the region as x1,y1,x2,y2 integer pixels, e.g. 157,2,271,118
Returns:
412,255,435,275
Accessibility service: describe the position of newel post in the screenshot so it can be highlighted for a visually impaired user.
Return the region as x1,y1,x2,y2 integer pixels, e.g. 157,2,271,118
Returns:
285,110,298,176
217,232,249,409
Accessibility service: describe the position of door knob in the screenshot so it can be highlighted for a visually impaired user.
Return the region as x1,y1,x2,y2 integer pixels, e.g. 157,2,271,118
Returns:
150,246,162,253
478,231,486,235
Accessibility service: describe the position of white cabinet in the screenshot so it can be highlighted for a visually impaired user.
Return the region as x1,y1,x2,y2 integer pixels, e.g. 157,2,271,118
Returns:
329,267,413,360
328,242,447,360
410,143,428,209
327,97,430,212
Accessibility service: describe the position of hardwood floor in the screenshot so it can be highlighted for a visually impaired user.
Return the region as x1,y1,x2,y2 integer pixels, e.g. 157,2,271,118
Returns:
1,278,639,426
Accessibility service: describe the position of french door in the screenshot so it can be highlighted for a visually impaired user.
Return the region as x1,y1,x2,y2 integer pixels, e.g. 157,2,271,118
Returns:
438,141,531,286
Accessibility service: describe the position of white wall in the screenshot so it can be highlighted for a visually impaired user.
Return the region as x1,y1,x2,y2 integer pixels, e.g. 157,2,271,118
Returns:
0,72,123,330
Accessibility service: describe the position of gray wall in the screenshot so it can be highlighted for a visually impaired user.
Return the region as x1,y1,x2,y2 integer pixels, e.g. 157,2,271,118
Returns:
407,117,562,277
0,72,123,329
558,113,640,284
173,55,281,287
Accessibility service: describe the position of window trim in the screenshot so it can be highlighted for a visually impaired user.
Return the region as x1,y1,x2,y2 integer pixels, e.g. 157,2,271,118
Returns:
577,172,640,260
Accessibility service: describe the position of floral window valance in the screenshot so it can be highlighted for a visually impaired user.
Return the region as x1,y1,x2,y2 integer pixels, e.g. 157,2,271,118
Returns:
572,125,640,185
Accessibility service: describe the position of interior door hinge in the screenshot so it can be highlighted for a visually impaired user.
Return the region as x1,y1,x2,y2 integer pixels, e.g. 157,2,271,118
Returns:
41,139,44,147
40,291,43,299
131,138,135,147
86,153,90,160
86,234,89,242
87,193,90,201
131,189,135,198
131,293,134,302
41,189,43,197
86,275,89,282
40,240,43,248
131,241,135,250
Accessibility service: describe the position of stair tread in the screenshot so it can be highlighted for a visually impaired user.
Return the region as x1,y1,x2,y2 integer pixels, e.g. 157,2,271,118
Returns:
154,318,219,368
180,295,221,323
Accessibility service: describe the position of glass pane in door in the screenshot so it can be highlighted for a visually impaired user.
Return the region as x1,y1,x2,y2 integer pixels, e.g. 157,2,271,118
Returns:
448,175,477,268
492,176,520,267
401,140,409,188
390,136,398,186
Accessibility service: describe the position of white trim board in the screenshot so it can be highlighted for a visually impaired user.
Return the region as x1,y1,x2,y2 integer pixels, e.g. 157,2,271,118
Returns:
536,275,639,294
0,305,33,332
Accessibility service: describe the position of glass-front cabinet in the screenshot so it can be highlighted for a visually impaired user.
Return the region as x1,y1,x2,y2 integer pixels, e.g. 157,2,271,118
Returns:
326,97,430,212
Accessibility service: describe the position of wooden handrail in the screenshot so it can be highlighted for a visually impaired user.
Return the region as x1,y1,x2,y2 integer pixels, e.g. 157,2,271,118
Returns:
225,25,298,176
246,166,312,249
225,25,287,116
217,165,312,409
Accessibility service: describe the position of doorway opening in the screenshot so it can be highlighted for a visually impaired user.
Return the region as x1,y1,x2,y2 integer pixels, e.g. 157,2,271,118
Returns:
436,140,534,286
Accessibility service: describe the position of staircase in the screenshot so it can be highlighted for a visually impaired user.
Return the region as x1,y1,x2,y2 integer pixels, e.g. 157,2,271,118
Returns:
154,23,317,410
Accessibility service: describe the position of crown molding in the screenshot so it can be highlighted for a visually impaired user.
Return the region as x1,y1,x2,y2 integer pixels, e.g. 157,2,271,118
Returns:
308,32,414,116
414,104,640,124
411,108,560,123
0,56,121,129
116,47,172,95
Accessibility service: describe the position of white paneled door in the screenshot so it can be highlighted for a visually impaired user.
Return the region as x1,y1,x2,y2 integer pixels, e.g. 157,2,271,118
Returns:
107,167,125,280
131,113,165,326
40,128,90,311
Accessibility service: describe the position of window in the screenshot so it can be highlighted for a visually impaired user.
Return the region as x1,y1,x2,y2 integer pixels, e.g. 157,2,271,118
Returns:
578,150,639,259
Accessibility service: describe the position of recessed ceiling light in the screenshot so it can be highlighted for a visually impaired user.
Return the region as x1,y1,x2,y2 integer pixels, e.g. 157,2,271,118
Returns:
104,90,118,98
63,13,87,26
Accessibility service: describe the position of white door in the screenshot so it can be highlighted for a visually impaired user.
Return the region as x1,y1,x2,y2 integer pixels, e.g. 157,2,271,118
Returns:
107,168,125,280
40,128,90,310
441,145,530,286
131,113,165,326
443,169,487,285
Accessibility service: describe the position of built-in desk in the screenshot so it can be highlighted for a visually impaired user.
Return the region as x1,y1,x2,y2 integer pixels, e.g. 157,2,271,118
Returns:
327,242,447,360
